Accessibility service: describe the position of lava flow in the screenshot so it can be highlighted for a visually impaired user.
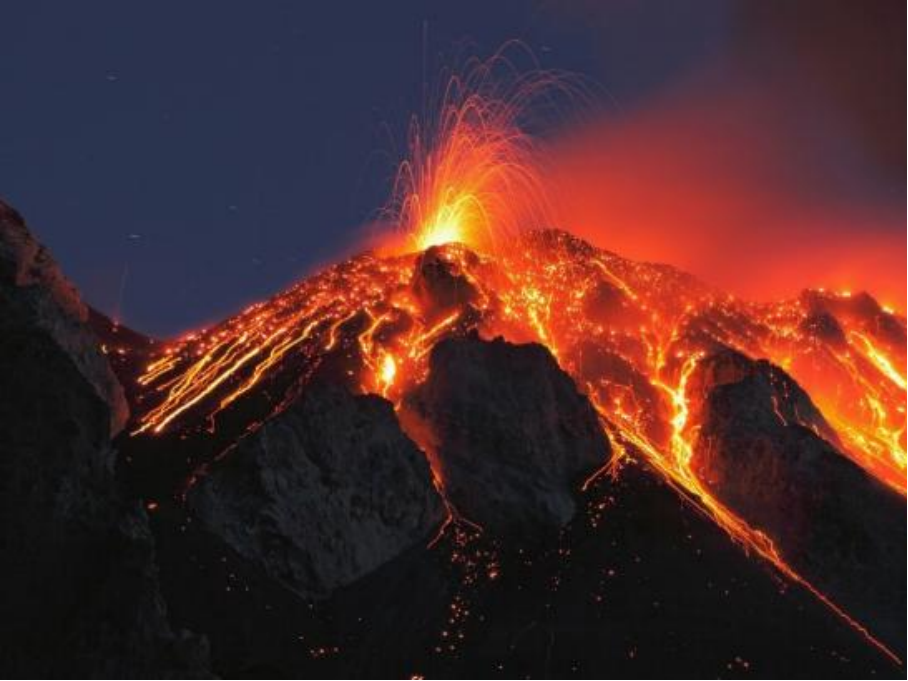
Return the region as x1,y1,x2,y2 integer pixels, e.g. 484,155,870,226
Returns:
124,54,905,663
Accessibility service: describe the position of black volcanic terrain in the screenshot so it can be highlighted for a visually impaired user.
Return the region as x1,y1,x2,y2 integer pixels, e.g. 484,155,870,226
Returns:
1,199,904,678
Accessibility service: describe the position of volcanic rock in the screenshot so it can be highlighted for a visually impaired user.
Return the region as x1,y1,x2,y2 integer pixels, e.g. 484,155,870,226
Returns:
798,311,848,347
570,342,670,445
800,288,906,354
402,333,609,536
0,201,207,676
688,348,842,446
581,279,645,332
688,348,906,650
323,458,901,678
0,201,128,434
187,382,446,599
411,244,480,319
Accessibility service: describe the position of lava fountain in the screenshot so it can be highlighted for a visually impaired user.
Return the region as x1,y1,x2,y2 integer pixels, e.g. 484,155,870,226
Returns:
382,45,576,255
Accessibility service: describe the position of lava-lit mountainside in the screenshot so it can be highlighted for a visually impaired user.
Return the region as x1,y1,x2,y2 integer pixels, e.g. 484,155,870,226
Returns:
123,229,906,495
102,225,907,664
121,229,906,495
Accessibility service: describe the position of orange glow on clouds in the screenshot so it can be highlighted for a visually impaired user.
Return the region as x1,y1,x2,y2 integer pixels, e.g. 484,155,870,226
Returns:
547,86,906,313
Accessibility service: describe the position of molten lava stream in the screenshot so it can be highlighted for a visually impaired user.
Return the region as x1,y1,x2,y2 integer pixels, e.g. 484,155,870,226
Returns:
585,346,901,665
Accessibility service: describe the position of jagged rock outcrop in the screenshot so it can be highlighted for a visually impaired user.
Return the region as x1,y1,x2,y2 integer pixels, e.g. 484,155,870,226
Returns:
411,245,480,320
402,333,609,536
688,348,905,650
688,348,843,447
0,201,208,676
569,342,670,445
0,201,128,434
188,382,446,599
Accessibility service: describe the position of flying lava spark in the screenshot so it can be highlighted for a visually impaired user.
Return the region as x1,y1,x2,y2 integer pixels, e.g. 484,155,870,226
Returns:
118,52,906,665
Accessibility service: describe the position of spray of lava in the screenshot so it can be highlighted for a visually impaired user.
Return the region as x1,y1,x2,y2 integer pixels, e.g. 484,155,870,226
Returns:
382,45,581,255
124,53,905,664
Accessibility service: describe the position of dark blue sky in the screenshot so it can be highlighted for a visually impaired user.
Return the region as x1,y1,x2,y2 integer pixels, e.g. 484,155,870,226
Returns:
1,1,900,335
0,0,735,335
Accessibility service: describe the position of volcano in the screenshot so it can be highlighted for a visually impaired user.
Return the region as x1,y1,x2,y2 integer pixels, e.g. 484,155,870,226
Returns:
1,196,904,678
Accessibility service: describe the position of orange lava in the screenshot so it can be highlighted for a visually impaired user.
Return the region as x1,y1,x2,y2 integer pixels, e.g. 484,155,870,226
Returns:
379,43,580,257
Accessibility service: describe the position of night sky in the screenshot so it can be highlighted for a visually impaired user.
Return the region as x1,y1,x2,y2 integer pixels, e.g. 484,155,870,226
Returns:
1,1,902,337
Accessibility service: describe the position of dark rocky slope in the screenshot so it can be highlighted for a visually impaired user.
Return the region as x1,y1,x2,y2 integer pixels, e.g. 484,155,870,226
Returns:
149,336,901,678
403,333,609,535
0,202,128,433
0,202,207,677
153,431,902,678
689,349,906,653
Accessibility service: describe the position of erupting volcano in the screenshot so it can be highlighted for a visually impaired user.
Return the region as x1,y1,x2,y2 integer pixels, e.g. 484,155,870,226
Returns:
116,56,904,666
1,50,904,679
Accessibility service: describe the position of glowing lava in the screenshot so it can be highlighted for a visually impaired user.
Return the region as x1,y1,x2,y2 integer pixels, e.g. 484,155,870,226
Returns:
383,46,568,255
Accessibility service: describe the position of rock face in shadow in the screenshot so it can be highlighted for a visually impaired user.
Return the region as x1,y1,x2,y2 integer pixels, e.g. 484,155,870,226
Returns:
188,383,446,599
411,245,480,319
402,333,609,536
0,201,128,434
152,450,905,679
0,201,207,676
689,349,906,651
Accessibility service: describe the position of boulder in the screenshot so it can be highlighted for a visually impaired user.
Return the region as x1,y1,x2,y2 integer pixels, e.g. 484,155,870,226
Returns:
689,348,905,651
402,333,609,536
188,383,446,599
411,245,480,320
